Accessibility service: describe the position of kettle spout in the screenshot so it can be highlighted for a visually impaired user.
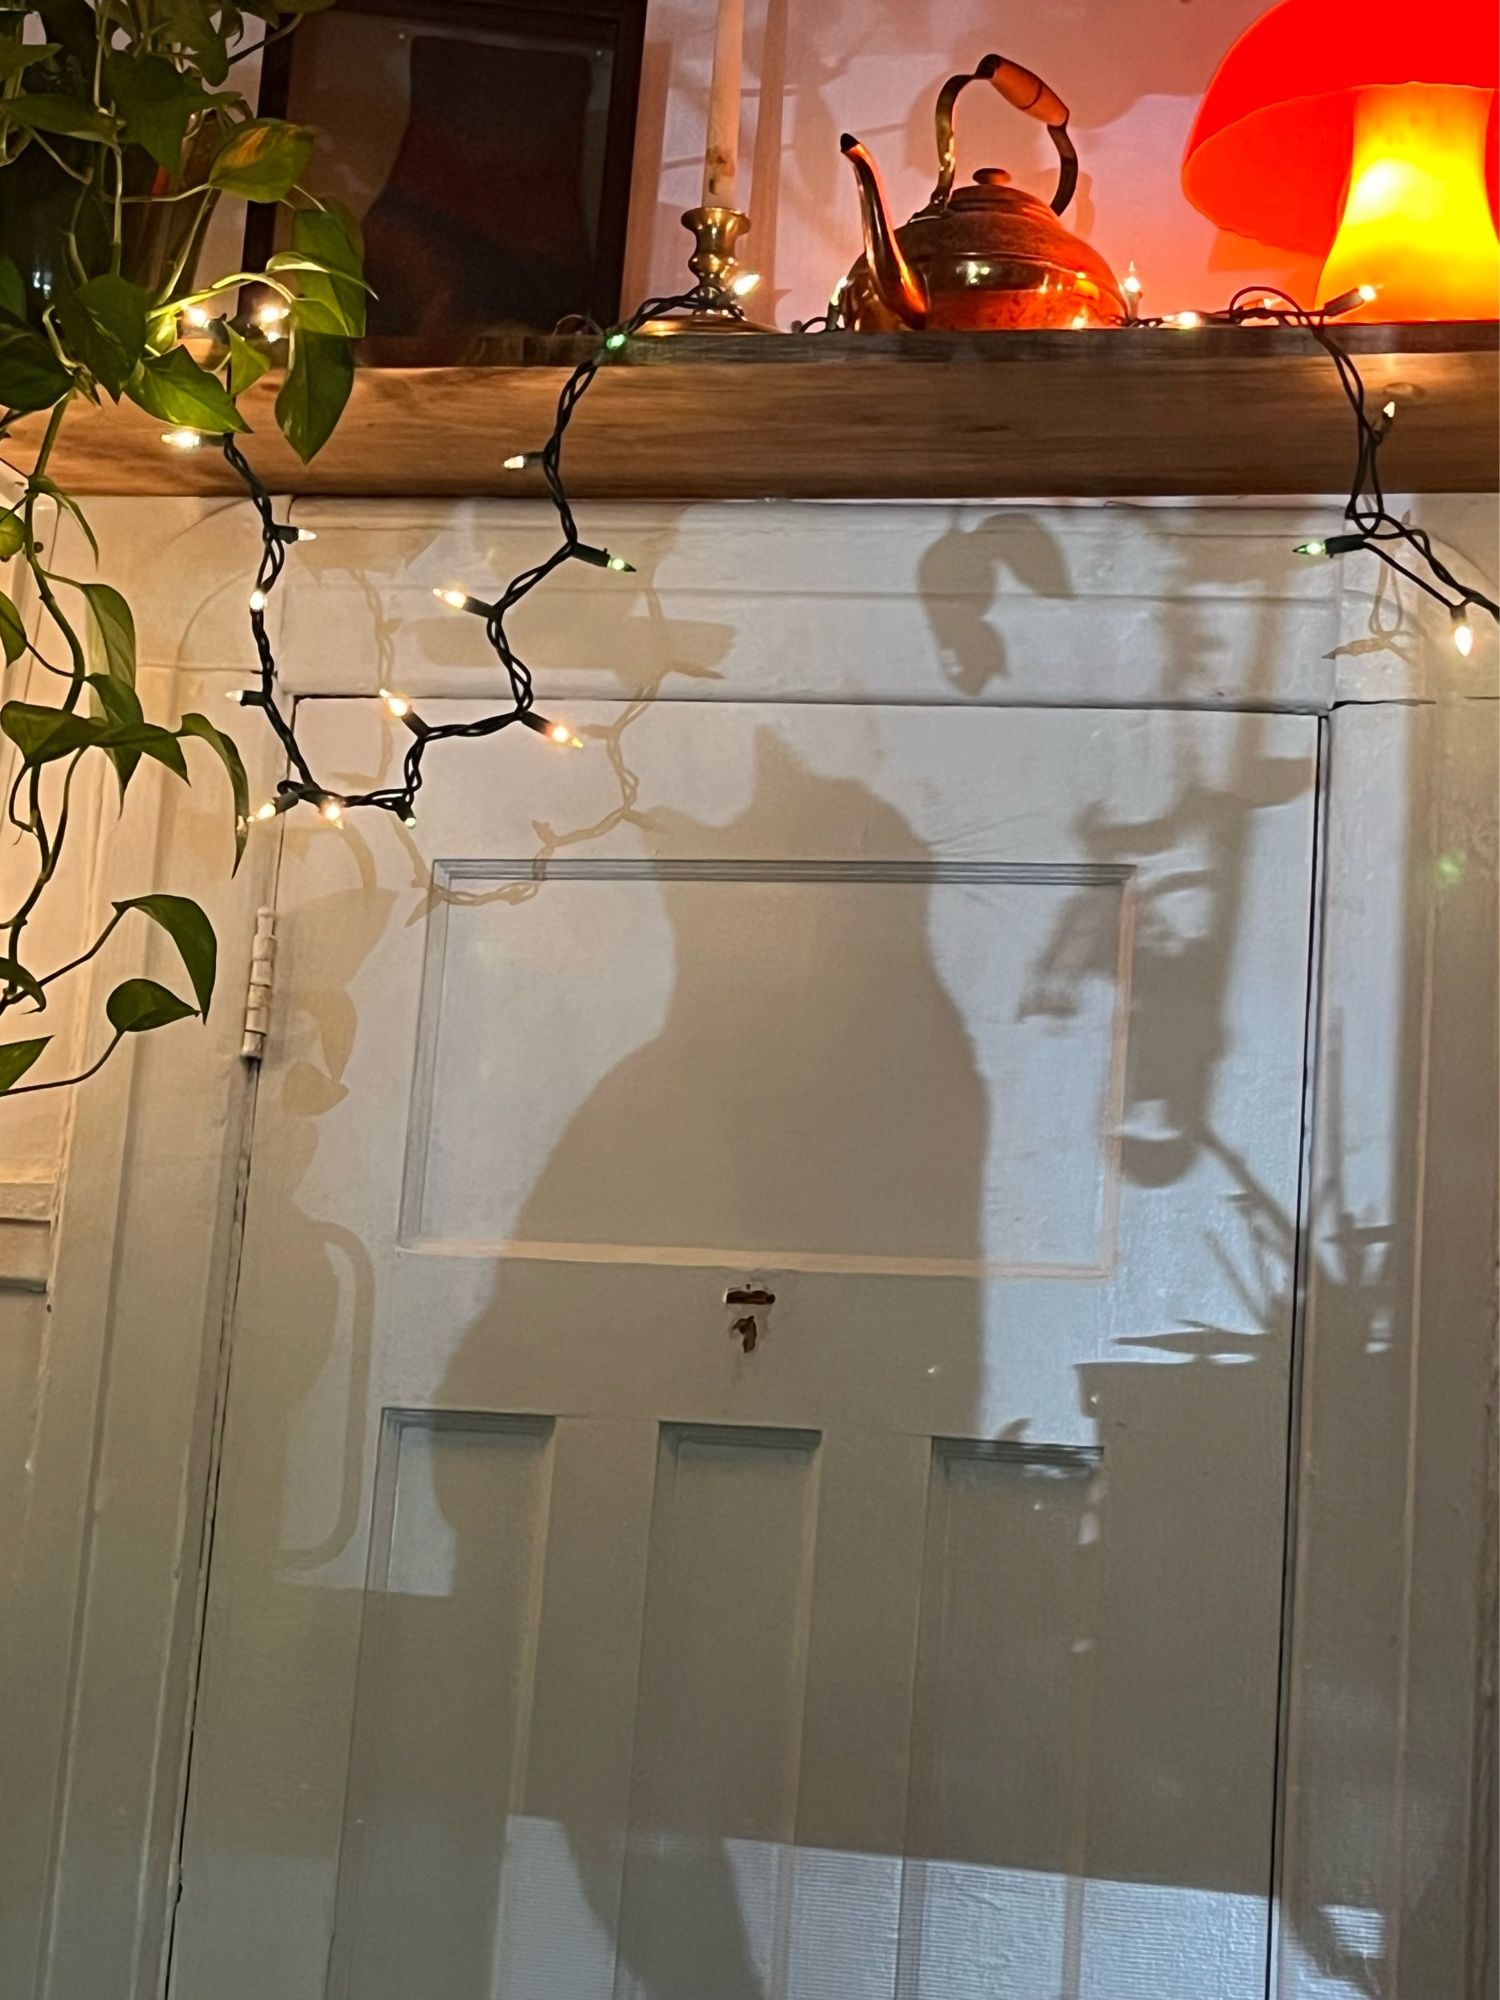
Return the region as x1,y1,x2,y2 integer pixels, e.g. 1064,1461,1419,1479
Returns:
840,133,929,328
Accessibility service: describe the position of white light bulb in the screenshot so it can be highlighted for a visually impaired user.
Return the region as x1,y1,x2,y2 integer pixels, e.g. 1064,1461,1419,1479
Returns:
1452,613,1475,658
380,687,410,717
161,428,205,451
248,588,268,612
181,304,212,329
503,453,528,470
1167,310,1202,329
253,801,278,821
1122,263,1143,298
320,799,343,824
1382,401,1397,420
1357,283,1378,304
1070,312,1088,329
730,270,761,298
292,526,317,543
434,586,469,609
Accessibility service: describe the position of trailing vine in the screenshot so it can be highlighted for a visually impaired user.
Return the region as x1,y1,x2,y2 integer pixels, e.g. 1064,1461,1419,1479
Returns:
0,0,364,1095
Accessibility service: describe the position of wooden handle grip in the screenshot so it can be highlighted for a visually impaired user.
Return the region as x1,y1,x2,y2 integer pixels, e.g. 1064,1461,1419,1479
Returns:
986,57,1069,129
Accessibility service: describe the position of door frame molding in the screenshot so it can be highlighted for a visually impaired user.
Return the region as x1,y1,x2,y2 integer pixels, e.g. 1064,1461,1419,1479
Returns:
15,499,1495,2000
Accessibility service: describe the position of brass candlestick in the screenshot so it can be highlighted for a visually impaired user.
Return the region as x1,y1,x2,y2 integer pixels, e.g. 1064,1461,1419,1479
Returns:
639,207,781,334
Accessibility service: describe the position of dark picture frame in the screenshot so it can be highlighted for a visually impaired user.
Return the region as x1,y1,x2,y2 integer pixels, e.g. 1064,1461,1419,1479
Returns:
246,0,645,348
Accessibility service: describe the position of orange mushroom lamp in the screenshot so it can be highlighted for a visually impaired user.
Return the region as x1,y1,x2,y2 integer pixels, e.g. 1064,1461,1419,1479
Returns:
1183,0,1498,319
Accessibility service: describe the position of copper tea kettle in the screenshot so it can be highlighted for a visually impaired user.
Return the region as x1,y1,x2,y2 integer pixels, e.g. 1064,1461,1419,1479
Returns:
838,54,1125,330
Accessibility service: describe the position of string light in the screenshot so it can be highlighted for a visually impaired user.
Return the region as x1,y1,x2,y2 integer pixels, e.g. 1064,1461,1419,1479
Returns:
255,302,289,341
730,271,761,297
272,524,317,544
161,428,207,450
1122,263,1143,300
248,588,268,612
432,586,493,615
218,286,700,827
1127,284,1496,650
181,304,213,330
217,277,1495,836
519,712,583,748
572,544,635,572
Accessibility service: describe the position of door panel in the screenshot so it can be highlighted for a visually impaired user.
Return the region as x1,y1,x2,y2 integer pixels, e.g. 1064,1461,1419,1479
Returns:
172,701,1318,2000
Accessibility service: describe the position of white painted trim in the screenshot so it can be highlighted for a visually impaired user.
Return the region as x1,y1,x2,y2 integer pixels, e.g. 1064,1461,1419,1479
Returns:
0,1178,55,1293
9,497,1494,2000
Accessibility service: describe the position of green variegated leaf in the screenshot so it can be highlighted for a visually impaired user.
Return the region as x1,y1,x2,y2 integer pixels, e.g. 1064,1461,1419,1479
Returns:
208,118,314,201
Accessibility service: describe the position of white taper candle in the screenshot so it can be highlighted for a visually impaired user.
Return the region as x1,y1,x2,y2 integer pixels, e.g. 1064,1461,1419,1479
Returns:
702,0,745,207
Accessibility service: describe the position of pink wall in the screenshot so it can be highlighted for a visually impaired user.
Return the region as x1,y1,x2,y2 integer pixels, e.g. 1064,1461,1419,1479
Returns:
623,0,1322,326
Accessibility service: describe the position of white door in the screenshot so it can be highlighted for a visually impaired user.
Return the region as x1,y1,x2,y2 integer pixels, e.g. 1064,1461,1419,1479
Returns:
172,698,1318,2000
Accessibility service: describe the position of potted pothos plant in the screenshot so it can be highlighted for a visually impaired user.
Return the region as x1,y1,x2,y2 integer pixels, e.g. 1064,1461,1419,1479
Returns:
0,0,365,1095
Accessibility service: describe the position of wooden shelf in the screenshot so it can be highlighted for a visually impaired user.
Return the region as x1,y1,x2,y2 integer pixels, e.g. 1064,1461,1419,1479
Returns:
15,323,1497,502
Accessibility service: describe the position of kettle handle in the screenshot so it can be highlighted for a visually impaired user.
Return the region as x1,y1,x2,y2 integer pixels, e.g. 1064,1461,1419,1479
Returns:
930,53,1079,217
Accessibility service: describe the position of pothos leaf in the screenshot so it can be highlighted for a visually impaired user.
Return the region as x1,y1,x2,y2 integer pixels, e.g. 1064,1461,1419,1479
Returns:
0,255,26,323
0,512,23,561
207,118,315,202
275,330,352,464
82,580,136,688
114,893,216,1016
126,345,246,435
1,699,97,763
0,93,118,142
86,669,143,796
105,51,211,175
180,711,250,870
0,1036,48,1090
0,41,58,83
0,591,25,664
0,319,73,414
282,201,368,337
223,322,268,399
54,274,148,399
105,976,196,1033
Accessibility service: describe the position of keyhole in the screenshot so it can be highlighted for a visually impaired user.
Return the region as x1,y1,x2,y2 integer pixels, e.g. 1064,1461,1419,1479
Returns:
724,1286,774,1356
